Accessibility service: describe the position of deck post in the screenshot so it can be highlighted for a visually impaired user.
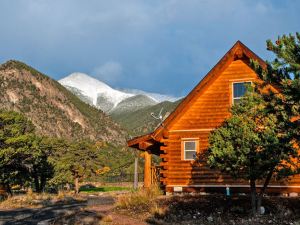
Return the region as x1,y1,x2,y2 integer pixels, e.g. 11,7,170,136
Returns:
134,157,138,190
144,151,152,188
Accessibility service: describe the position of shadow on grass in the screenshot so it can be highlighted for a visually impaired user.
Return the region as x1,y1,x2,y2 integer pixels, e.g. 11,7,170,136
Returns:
79,186,130,193
0,199,87,225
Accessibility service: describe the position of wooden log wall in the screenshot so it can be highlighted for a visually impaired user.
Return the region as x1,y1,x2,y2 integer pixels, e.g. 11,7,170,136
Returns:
158,59,300,193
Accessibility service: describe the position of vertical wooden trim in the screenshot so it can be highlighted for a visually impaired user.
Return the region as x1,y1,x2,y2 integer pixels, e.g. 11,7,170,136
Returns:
229,81,233,107
196,139,200,155
181,141,184,161
144,151,152,188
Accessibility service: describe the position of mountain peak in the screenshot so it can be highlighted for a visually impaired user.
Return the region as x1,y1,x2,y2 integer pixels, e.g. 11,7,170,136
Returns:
60,72,111,89
1,60,26,68
59,73,133,107
66,72,94,80
59,72,180,114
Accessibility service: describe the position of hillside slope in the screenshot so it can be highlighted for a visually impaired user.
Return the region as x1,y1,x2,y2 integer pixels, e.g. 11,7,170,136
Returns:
111,99,182,137
110,94,157,115
0,60,126,145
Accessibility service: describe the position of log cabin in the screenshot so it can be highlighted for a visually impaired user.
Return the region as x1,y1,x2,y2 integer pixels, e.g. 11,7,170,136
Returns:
127,41,300,195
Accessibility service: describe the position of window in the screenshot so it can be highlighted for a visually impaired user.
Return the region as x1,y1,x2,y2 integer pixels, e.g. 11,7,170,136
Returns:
233,82,251,104
183,140,198,160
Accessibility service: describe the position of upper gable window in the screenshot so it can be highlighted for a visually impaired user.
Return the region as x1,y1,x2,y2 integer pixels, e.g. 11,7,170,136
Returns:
183,140,198,160
233,82,251,104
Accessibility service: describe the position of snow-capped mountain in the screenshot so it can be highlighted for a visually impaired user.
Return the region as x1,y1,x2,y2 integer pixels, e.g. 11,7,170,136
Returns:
59,73,178,114
116,88,179,102
59,73,133,106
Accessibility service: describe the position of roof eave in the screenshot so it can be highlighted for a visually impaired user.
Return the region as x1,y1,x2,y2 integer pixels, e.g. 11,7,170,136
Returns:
151,41,267,139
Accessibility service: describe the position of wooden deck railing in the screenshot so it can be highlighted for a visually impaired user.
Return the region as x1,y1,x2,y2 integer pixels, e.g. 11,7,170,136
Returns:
151,166,162,185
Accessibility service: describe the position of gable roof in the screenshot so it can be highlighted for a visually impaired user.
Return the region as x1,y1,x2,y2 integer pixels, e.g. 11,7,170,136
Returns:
128,41,266,152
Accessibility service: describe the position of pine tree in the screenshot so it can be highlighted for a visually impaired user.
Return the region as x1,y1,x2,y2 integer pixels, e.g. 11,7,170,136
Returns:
252,33,300,145
0,111,35,193
50,139,102,194
0,111,56,193
208,33,300,214
28,136,54,193
208,86,298,214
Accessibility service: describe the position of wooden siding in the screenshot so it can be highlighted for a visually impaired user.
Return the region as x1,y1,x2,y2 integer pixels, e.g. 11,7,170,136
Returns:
170,59,256,130
159,59,300,193
128,42,300,194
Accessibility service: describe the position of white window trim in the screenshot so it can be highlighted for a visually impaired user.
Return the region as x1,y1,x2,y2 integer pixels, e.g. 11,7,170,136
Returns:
232,81,252,105
182,139,198,161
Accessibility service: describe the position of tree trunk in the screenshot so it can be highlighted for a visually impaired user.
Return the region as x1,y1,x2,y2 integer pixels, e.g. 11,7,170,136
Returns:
40,176,46,193
250,179,257,215
257,169,274,213
66,183,70,191
34,175,41,193
74,177,79,194
5,182,12,196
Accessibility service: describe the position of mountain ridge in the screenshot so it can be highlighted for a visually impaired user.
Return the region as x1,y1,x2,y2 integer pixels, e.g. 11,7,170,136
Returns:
0,60,127,145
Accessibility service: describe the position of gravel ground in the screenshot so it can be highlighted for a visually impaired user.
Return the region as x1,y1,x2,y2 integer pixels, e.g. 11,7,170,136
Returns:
146,194,300,225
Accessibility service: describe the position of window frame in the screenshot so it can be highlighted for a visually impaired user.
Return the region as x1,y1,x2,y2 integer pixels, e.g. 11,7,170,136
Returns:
181,138,199,161
232,81,252,105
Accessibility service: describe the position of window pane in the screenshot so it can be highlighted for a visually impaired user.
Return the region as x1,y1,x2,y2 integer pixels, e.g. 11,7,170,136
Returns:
185,151,196,160
233,82,251,98
184,141,196,150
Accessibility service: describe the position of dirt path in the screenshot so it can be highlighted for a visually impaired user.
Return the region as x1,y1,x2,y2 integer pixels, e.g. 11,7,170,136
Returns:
85,195,147,225
89,204,147,225
0,201,86,225
0,195,148,225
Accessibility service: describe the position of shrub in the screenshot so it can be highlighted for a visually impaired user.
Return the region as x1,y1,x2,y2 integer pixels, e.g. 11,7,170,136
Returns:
116,185,162,213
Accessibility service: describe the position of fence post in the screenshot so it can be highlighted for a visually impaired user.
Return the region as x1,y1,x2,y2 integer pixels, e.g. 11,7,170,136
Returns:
134,157,138,190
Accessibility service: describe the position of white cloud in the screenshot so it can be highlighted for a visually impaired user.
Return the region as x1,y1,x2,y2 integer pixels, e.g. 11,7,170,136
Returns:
92,61,123,84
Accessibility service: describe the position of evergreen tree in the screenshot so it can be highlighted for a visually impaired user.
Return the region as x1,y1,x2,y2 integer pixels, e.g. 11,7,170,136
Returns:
252,33,300,145
0,111,35,194
27,136,54,192
208,33,300,214
0,111,56,193
50,139,102,194
208,87,298,214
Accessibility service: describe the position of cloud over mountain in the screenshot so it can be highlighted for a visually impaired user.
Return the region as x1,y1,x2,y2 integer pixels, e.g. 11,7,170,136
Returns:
92,61,123,84
0,1,299,96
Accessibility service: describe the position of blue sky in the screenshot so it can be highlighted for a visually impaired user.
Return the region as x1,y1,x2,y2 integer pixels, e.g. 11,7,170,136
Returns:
0,0,299,97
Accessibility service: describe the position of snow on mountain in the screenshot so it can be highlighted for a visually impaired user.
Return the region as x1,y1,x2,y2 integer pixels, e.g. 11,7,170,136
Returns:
59,73,133,109
110,94,157,115
59,73,179,113
117,88,179,103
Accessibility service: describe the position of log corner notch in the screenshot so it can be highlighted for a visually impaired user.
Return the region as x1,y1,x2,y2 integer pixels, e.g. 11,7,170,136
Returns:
127,133,162,156
128,133,162,188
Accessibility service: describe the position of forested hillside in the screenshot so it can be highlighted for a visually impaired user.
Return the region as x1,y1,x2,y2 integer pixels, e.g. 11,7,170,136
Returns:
111,99,182,137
